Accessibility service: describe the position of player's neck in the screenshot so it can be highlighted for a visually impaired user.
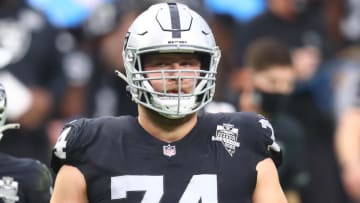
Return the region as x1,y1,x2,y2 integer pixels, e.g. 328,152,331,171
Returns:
138,106,198,143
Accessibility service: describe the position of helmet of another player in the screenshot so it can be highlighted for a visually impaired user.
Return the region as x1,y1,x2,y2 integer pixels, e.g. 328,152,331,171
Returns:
0,84,6,127
118,2,221,119
0,83,20,140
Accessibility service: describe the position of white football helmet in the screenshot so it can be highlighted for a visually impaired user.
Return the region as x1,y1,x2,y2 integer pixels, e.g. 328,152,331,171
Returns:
0,83,20,140
117,2,221,119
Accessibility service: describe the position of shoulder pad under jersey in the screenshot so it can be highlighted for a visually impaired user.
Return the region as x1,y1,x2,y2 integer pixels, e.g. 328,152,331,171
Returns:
237,112,282,167
26,160,53,202
51,118,94,173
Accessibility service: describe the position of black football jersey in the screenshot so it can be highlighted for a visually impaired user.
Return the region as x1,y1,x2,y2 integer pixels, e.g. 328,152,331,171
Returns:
0,153,53,203
52,112,281,203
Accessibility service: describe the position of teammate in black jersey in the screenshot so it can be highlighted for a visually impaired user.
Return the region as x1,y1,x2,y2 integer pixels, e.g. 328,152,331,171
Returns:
51,2,288,203
0,83,53,203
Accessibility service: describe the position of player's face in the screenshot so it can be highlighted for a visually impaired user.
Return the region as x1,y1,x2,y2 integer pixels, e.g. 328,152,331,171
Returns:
143,53,201,94
253,65,295,94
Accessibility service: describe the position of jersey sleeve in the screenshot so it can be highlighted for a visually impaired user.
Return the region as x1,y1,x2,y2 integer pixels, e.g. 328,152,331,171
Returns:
242,112,282,167
26,160,53,203
51,118,93,174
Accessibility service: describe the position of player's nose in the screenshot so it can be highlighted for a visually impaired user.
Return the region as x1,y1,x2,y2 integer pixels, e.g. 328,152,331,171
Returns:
170,62,181,70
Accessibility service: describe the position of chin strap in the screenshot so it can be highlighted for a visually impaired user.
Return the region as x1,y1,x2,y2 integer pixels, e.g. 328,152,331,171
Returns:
0,123,20,141
115,70,128,83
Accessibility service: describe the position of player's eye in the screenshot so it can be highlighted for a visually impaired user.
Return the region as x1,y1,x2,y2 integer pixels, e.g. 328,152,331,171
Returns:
180,59,199,67
180,62,191,66
144,62,168,71
155,62,169,67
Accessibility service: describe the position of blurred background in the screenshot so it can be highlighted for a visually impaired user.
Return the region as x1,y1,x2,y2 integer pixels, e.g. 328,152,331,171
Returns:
1,0,360,202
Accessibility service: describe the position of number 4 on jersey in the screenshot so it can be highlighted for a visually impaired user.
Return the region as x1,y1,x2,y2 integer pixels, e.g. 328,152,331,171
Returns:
54,127,71,159
258,118,280,152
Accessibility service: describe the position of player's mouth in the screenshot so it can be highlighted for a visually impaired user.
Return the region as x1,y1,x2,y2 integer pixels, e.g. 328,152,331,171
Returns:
167,90,185,94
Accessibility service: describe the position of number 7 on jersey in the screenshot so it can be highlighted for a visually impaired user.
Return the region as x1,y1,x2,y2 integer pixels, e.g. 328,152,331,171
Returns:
111,174,218,203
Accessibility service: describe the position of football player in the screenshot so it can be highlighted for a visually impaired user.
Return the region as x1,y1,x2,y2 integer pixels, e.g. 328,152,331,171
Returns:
51,2,288,203
0,83,53,203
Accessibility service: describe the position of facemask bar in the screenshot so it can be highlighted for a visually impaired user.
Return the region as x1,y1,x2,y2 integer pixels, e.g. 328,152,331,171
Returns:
133,69,215,96
117,45,220,118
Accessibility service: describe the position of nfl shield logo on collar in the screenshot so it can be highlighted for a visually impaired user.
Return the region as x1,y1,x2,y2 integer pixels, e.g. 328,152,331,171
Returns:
163,144,176,157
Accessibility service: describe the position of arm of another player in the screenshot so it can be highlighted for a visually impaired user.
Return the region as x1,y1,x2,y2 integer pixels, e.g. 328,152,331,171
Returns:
252,158,288,203
51,165,89,203
335,108,360,201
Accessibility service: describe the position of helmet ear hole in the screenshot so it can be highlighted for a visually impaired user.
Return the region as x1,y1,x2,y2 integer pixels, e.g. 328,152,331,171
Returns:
196,52,211,71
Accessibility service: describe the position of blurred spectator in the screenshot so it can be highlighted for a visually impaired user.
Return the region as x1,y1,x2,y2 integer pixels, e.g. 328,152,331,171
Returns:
231,0,349,202
323,0,344,51
232,0,327,82
47,1,140,147
310,58,359,119
210,14,240,105
340,0,360,44
66,1,138,118
239,38,308,203
0,0,66,166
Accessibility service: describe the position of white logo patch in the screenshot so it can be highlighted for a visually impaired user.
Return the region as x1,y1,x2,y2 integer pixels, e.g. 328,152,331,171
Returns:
0,176,19,203
212,123,240,156
163,144,176,157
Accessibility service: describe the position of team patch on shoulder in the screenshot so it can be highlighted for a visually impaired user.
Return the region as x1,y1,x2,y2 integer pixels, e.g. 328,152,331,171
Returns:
212,123,240,156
